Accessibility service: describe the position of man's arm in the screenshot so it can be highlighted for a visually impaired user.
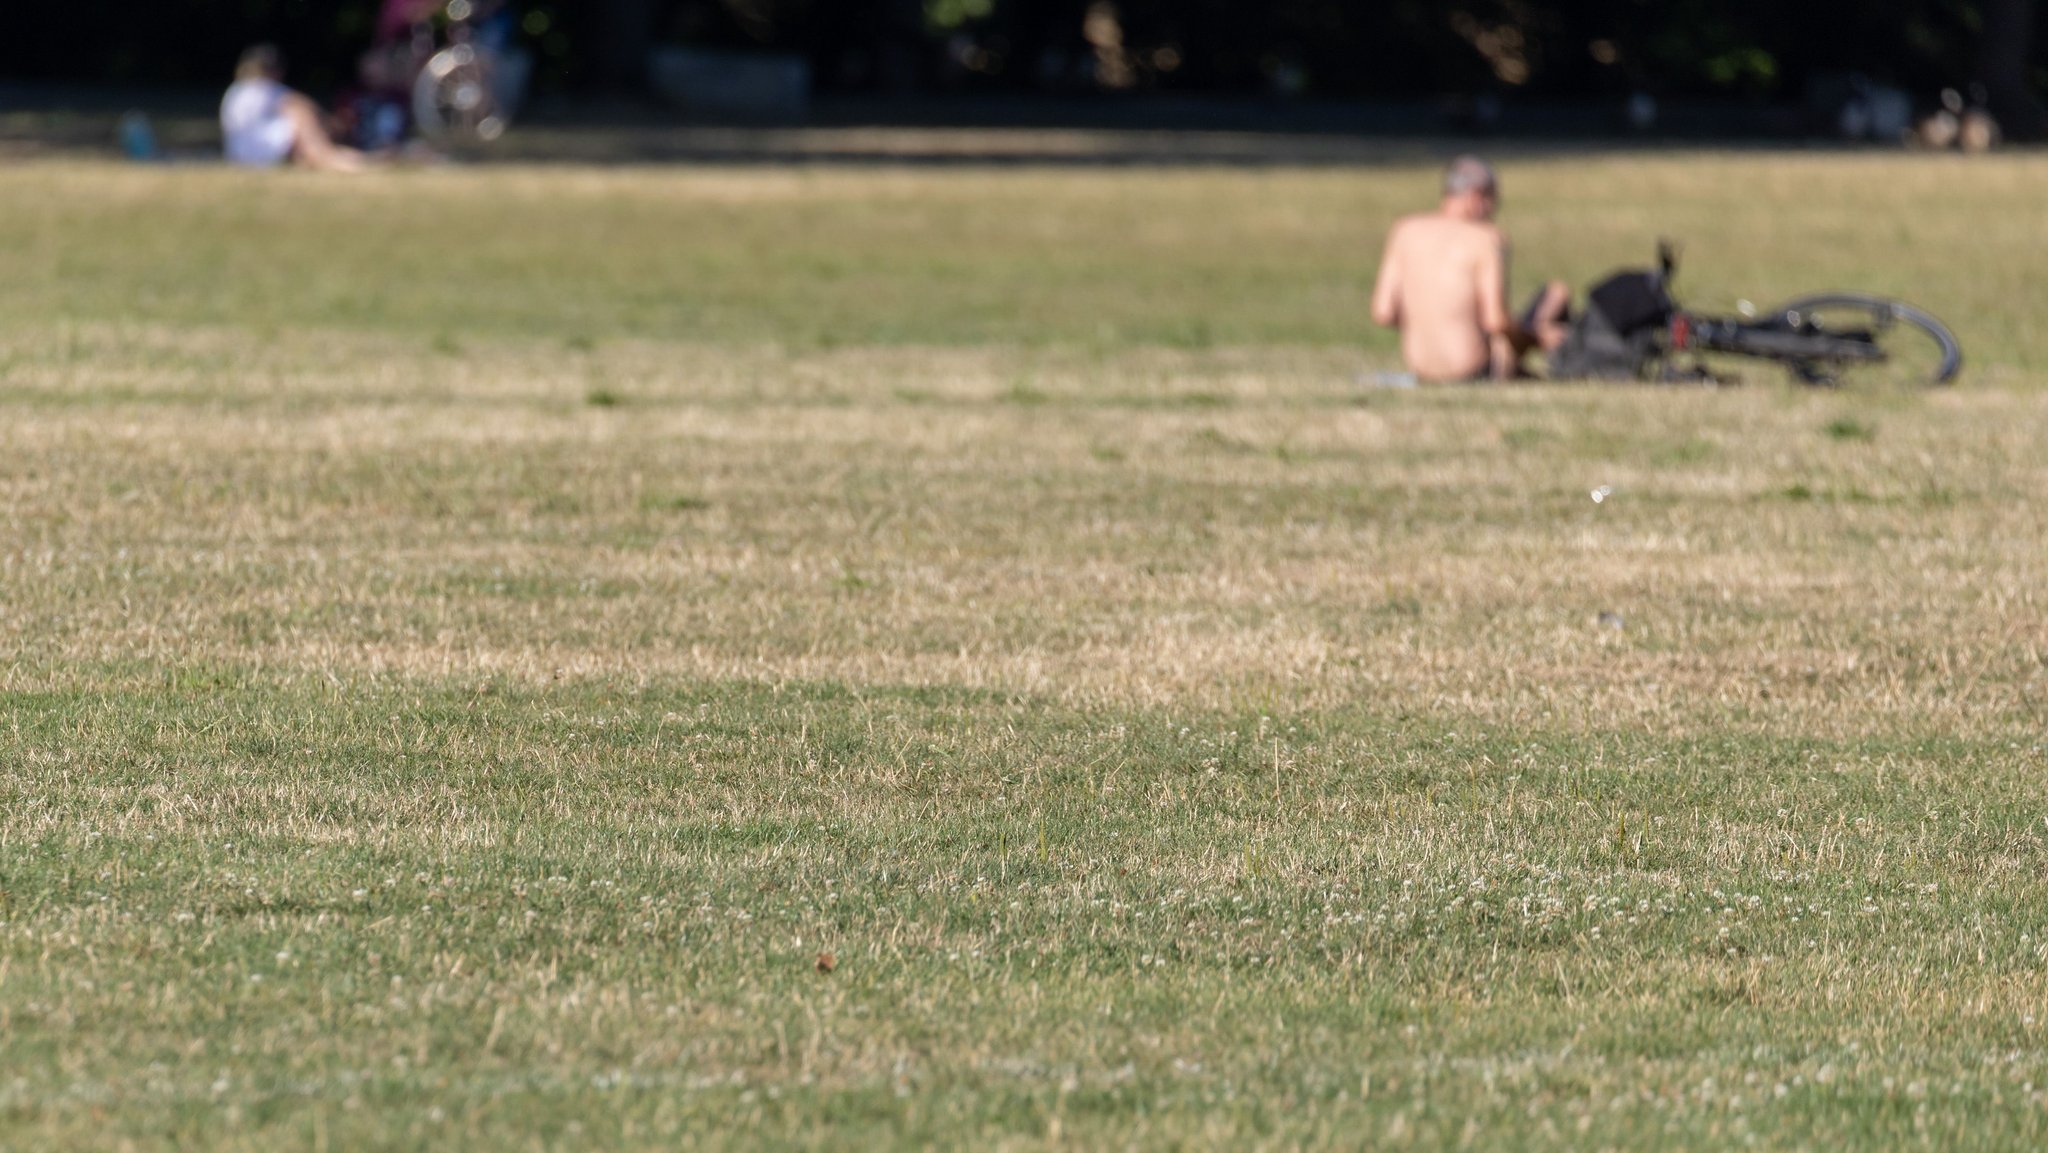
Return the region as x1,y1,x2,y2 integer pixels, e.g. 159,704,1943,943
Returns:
1476,234,1514,379
1370,226,1403,329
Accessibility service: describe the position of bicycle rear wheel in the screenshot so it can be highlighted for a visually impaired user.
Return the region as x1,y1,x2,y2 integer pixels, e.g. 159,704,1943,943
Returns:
1771,293,1962,387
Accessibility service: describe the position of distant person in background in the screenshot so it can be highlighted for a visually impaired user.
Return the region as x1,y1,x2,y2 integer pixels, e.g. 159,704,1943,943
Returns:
220,44,368,172
357,0,441,105
1371,156,1571,381
351,2,438,151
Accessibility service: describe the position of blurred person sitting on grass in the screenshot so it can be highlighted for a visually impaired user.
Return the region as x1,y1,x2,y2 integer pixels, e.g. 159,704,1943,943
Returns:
1371,155,1571,381
220,44,369,172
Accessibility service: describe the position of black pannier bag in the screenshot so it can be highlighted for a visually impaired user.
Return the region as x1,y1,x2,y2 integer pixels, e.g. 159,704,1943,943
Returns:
1549,270,1676,381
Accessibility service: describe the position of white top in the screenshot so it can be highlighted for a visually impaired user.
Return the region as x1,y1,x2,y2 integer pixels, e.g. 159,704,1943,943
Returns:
220,78,296,166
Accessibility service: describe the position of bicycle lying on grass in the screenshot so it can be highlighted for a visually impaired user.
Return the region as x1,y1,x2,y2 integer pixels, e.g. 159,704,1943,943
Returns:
1554,243,1963,387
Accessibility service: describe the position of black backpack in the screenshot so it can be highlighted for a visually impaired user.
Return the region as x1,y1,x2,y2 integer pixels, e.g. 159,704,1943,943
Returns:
1549,270,1676,381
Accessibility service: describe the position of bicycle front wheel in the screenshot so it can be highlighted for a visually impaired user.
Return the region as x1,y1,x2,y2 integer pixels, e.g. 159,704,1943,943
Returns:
1772,293,1963,388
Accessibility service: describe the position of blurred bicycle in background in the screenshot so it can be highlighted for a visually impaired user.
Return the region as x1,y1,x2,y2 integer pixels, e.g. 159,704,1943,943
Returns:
348,0,530,149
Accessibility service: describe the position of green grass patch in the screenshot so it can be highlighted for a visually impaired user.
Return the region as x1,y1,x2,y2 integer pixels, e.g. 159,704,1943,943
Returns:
640,493,712,513
6,676,2048,1149
2,154,2047,1150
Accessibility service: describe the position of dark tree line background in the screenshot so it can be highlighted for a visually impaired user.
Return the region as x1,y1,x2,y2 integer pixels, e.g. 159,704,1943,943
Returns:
7,0,2042,135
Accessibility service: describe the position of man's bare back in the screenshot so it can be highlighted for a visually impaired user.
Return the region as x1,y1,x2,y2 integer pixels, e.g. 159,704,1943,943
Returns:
1371,156,1570,382
1372,213,1508,381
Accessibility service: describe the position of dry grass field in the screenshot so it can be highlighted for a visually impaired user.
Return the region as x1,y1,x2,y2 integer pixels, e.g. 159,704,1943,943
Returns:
2,152,2047,1150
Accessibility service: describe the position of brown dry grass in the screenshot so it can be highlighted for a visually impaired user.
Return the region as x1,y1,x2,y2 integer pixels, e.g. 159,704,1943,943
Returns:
6,321,2042,735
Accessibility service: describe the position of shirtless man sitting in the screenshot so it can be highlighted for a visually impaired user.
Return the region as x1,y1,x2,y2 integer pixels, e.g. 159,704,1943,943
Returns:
1370,156,1571,381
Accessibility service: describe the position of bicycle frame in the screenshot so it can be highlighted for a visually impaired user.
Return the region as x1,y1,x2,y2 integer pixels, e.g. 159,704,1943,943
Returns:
1629,245,1959,386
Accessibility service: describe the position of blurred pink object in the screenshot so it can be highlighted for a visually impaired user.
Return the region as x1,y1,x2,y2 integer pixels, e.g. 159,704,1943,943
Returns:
376,0,441,44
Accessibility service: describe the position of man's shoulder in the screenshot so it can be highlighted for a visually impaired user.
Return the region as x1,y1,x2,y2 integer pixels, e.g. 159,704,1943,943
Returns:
1451,217,1504,243
1390,213,1502,242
